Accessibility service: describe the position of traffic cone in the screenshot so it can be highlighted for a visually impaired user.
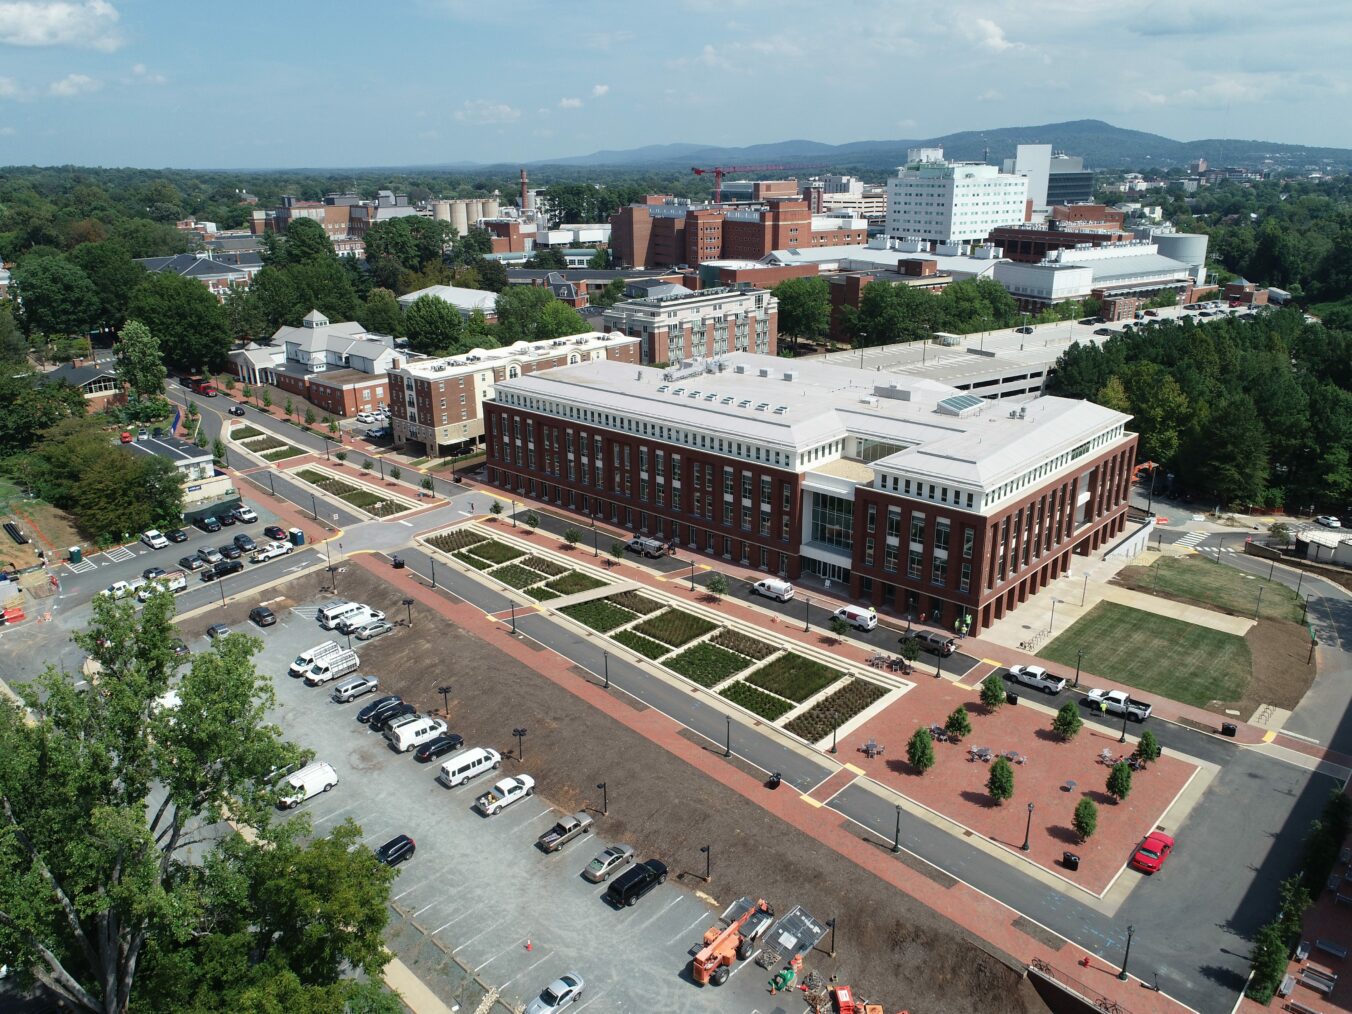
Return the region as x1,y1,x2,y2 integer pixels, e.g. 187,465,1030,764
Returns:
524,939,532,951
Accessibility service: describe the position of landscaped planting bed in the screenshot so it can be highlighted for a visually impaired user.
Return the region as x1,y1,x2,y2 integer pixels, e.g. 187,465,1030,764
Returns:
744,652,843,702
464,540,526,566
527,586,560,602
490,562,548,590
631,608,717,648
560,600,637,633
365,500,410,518
263,446,303,461
229,426,263,441
606,590,664,616
287,469,412,515
720,681,793,721
245,435,288,453
427,530,486,553
710,629,777,660
784,678,889,742
547,571,609,596
521,555,569,578
666,642,751,687
611,629,670,660
454,551,495,571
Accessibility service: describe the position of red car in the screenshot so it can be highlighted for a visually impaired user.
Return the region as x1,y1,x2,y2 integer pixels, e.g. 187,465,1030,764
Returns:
1131,831,1175,874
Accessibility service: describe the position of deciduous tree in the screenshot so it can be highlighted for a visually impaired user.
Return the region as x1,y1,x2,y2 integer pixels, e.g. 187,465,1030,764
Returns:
987,756,1015,804
114,320,166,398
907,727,935,773
127,272,229,370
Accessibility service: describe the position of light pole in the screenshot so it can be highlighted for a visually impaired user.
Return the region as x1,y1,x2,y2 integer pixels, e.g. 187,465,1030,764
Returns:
1049,597,1059,633
321,435,330,460
596,781,607,815
892,804,902,854
402,596,414,628
378,457,385,480
1255,585,1264,620
310,493,318,520
266,470,275,495
1118,925,1135,981
510,598,517,635
511,500,518,528
591,518,598,558
430,556,437,589
1119,705,1130,744
803,595,811,632
724,715,731,758
828,710,840,754
689,560,697,592
603,650,610,689
1074,647,1084,689
826,917,837,958
513,727,527,761
217,576,227,609
437,684,452,717
700,844,711,883
1021,801,1034,851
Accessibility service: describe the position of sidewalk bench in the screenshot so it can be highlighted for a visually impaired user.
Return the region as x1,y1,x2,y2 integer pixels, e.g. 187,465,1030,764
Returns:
1297,940,1311,961
1316,939,1347,960
1278,973,1295,998
1334,890,1352,906
1286,1000,1322,1014
1299,967,1336,995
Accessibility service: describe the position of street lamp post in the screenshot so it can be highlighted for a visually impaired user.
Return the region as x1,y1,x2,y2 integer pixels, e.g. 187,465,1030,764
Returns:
892,804,902,854
510,598,517,635
217,577,227,609
724,715,731,758
511,500,518,528
803,595,811,632
1255,585,1264,620
430,556,437,589
596,781,607,815
1074,647,1084,689
1118,925,1135,981
1119,706,1130,744
310,493,319,521
512,727,527,761
437,684,452,717
689,560,697,592
1021,801,1034,851
603,650,610,689
266,470,275,495
591,519,598,558
322,435,330,460
700,844,711,883
378,457,385,480
1049,597,1059,632
829,711,840,754
403,597,414,628
826,918,837,958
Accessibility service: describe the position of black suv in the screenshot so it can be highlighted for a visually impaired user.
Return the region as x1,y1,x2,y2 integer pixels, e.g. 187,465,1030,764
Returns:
606,859,667,908
203,559,244,581
357,695,401,724
249,606,276,627
369,701,416,731
195,516,222,533
233,533,256,552
374,834,416,866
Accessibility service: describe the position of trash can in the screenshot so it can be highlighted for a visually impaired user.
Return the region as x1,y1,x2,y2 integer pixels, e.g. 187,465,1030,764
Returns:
392,556,406,570
1063,851,1080,872
1006,691,1020,706
1221,722,1238,737
68,546,82,565
288,527,305,547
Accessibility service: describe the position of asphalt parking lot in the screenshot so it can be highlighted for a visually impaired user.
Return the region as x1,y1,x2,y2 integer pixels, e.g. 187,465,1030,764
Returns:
248,615,774,1014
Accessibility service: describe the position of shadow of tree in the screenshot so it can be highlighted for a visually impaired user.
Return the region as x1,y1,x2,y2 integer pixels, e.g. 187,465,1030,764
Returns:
1047,823,1082,845
960,789,999,809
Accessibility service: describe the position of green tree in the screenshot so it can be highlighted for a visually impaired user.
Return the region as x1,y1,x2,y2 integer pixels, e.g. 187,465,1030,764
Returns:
907,726,936,773
475,258,509,293
828,615,851,639
1073,797,1098,841
986,756,1015,804
1246,921,1290,1003
335,450,348,463
268,217,336,265
1095,375,1131,415
1193,394,1269,507
284,396,294,419
304,406,316,426
11,256,100,335
772,277,830,354
588,248,610,269
944,705,971,741
1052,701,1083,741
363,217,453,277
1106,760,1133,802
404,295,464,355
1134,729,1162,763
361,458,373,472
526,248,568,270
1123,364,1189,463
706,572,729,601
241,382,252,401
359,287,406,337
590,277,628,309
1270,522,1291,545
496,285,587,344
0,303,27,365
980,672,1006,711
898,636,921,667
490,500,503,517
114,320,166,398
563,527,582,548
609,539,625,566
68,241,145,332
127,272,230,370
262,389,272,409
222,284,268,341
420,476,433,493
212,437,227,462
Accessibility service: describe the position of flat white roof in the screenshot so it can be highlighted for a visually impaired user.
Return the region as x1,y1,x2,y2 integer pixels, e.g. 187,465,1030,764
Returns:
392,331,637,380
397,285,498,313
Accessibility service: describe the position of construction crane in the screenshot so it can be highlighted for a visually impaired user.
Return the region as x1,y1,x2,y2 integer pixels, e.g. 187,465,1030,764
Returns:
690,164,825,204
691,897,775,986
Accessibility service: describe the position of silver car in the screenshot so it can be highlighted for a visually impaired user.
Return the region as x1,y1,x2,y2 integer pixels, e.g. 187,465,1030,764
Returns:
525,973,583,1014
331,675,380,703
582,843,634,883
355,619,394,641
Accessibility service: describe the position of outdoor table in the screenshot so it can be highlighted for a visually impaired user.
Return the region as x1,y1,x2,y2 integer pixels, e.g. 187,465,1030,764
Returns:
1062,779,1077,793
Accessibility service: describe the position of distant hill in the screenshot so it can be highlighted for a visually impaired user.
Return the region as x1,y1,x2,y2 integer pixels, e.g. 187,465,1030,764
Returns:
527,119,1352,171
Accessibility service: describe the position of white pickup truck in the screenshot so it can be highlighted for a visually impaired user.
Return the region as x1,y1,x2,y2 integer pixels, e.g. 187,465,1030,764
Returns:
252,540,293,563
1084,688,1152,722
1006,665,1067,694
475,775,535,816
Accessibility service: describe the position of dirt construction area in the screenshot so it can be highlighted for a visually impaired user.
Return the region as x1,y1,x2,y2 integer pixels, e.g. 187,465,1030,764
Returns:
230,564,1050,1014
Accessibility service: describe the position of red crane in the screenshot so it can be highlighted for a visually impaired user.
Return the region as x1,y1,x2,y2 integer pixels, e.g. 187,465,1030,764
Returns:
690,163,825,204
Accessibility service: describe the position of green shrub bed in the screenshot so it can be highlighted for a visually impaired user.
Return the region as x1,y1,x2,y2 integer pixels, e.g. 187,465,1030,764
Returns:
262,446,303,461
466,540,526,565
454,551,495,571
710,629,777,660
560,600,636,633
607,590,664,616
612,630,670,660
427,530,486,553
744,653,842,702
527,586,561,601
229,426,263,441
521,555,569,578
720,681,793,721
490,563,548,589
547,571,609,596
666,642,750,687
784,679,888,742
631,608,716,647
244,435,287,452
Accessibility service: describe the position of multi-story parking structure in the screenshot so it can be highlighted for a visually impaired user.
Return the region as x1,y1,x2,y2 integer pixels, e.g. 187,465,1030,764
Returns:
483,353,1137,635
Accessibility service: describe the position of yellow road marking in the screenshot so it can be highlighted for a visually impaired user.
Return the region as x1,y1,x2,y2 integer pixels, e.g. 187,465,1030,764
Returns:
799,794,824,808
844,763,865,775
1263,730,1276,742
981,658,1002,667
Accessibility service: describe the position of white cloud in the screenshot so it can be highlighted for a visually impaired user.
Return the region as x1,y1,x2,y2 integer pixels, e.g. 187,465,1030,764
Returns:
48,72,99,96
0,76,18,97
129,62,166,85
976,89,1002,103
591,83,609,97
969,17,1018,52
0,125,14,135
558,96,582,109
453,99,520,125
0,0,122,51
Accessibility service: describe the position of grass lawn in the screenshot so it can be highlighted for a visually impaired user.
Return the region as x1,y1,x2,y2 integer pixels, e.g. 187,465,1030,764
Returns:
744,652,843,702
262,446,303,461
465,540,526,566
631,608,716,647
1114,554,1303,622
720,681,793,721
546,571,609,596
1042,601,1251,707
666,642,751,687
560,600,636,633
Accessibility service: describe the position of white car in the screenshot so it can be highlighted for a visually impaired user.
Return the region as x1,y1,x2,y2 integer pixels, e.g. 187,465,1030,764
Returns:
355,411,376,424
252,540,293,563
140,530,168,550
99,580,131,599
525,973,583,1014
1005,664,1067,694
1315,516,1342,528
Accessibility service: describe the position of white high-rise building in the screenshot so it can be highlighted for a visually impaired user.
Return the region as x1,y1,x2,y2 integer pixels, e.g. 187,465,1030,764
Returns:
1002,144,1052,210
886,160,1029,245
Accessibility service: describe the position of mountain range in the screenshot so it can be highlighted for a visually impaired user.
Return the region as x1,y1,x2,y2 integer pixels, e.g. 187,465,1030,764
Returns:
521,120,1352,172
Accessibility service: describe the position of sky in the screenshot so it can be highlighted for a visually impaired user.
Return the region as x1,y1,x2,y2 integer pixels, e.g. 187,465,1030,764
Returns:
0,0,1349,169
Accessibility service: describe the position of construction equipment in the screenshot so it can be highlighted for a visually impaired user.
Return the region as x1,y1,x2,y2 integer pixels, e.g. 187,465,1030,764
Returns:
691,896,775,986
689,164,825,204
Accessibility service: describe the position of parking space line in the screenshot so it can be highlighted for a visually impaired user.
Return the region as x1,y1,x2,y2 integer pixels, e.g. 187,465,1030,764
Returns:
726,948,759,980
497,950,553,991
474,936,528,972
497,805,554,833
430,903,485,936
667,912,710,945
451,915,510,953
392,874,441,900
411,899,443,918
571,988,606,1012
627,895,684,934
309,802,358,825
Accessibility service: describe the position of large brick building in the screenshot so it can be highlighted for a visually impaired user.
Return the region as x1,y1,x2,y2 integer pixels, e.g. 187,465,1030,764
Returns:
601,286,777,365
610,197,867,269
385,331,640,457
483,353,1136,635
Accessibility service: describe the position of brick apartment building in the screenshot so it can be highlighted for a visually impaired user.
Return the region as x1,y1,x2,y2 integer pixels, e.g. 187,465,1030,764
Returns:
610,197,867,269
385,331,640,456
601,285,778,364
483,353,1137,635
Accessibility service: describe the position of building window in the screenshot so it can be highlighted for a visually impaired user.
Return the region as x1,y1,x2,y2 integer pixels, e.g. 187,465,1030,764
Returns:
864,538,875,567
809,494,854,551
932,556,948,586
866,503,877,533
963,528,975,558
909,512,924,545
934,520,950,553
960,563,971,592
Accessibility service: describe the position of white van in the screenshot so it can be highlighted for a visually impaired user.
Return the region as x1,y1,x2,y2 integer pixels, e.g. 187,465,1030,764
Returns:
437,747,501,787
832,604,877,631
336,607,386,635
389,717,447,753
752,578,795,602
278,761,338,808
304,649,360,686
318,601,367,630
137,571,187,601
288,641,342,678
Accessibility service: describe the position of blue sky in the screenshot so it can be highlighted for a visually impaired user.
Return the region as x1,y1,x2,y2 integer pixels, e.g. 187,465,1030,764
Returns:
0,0,1348,168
